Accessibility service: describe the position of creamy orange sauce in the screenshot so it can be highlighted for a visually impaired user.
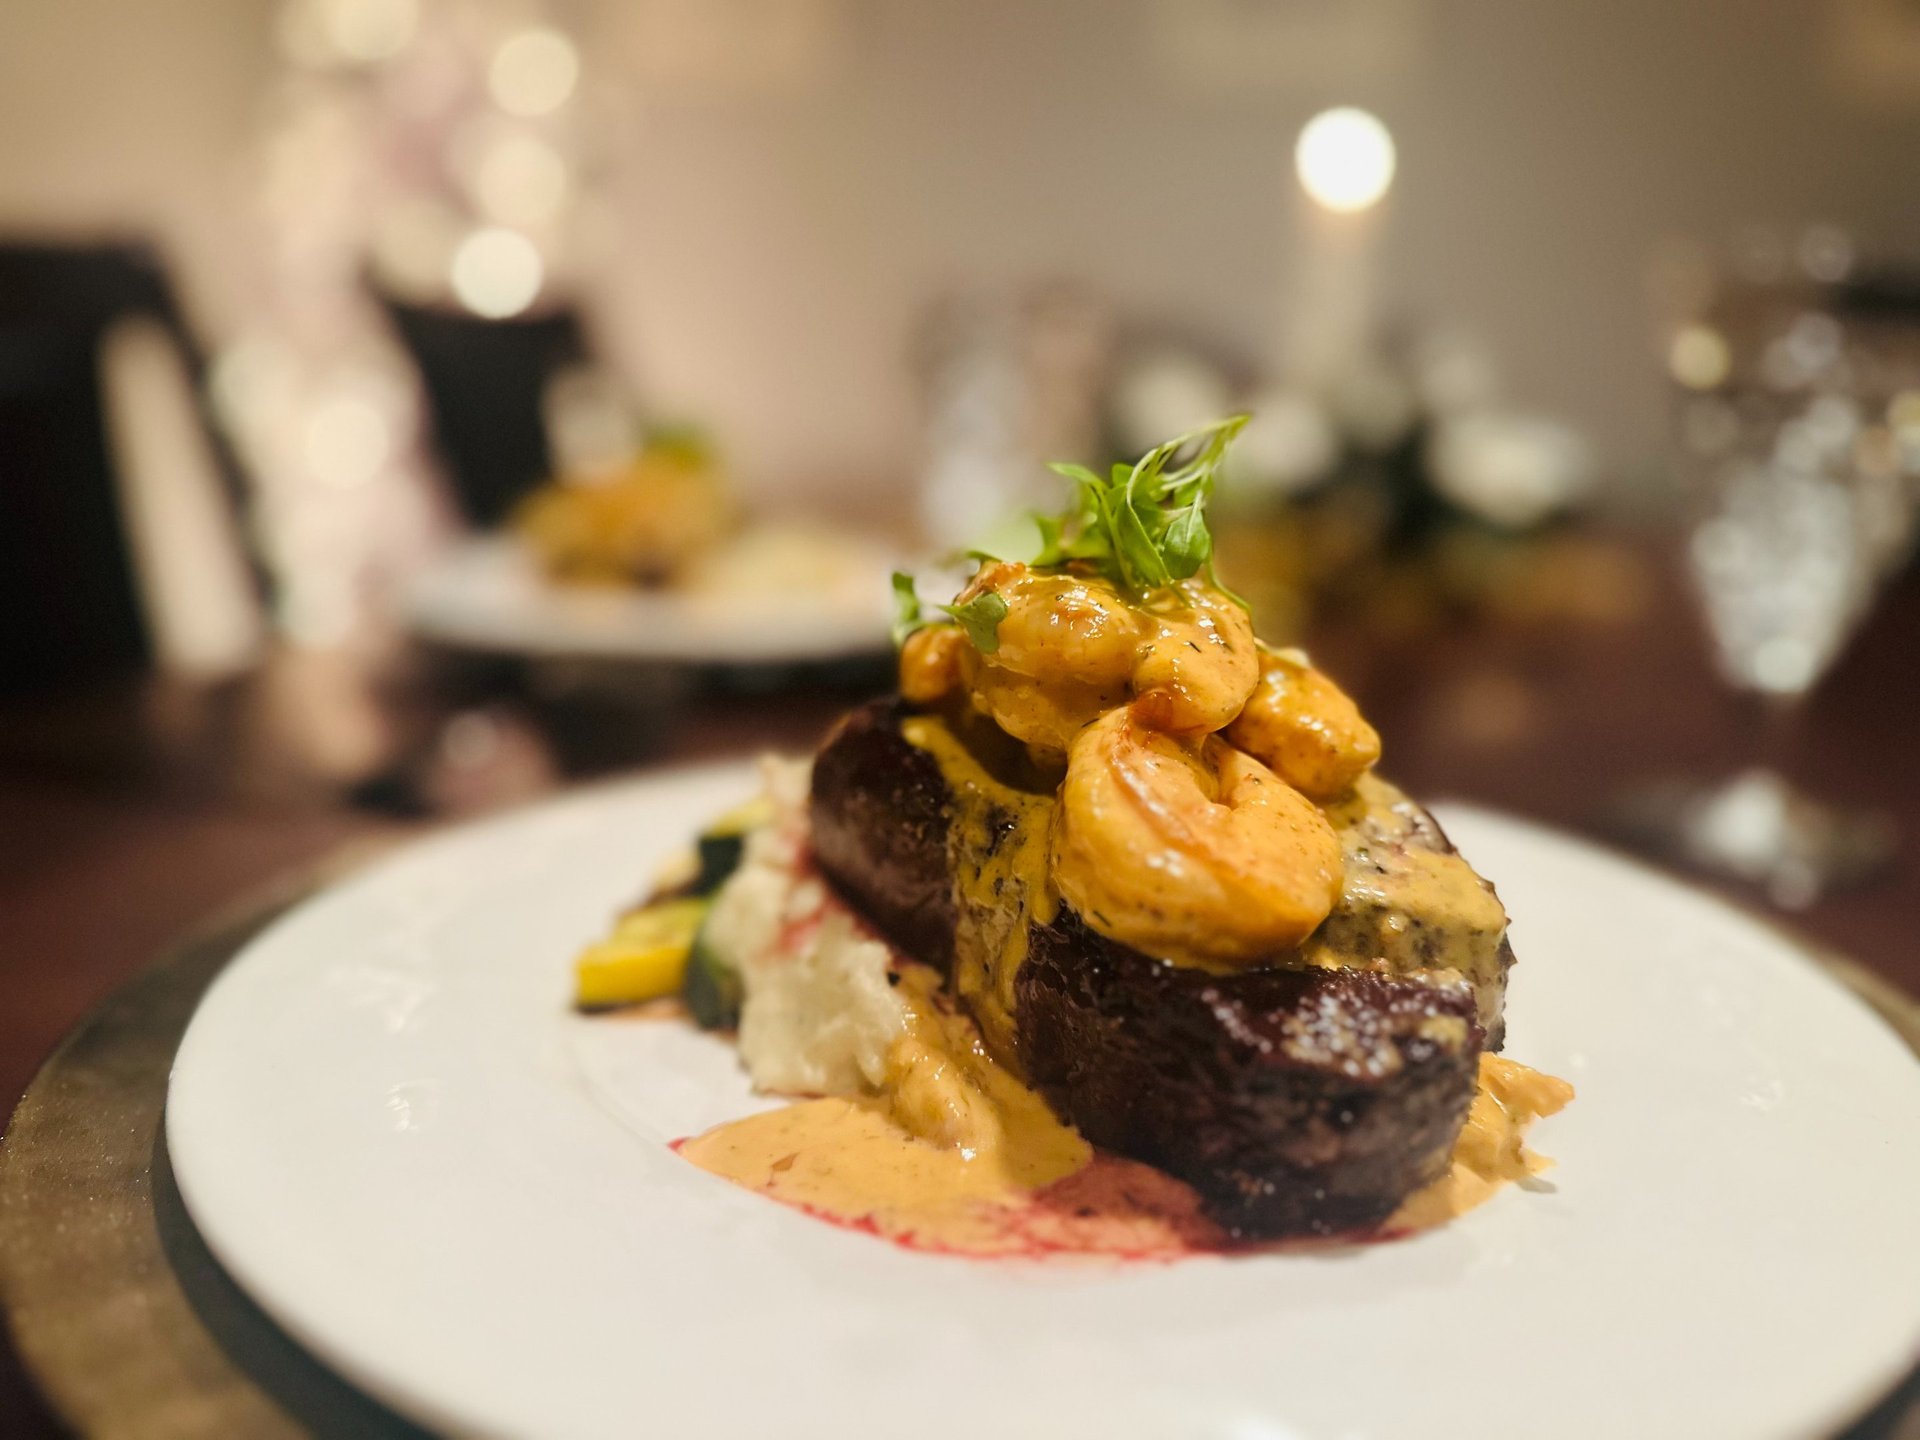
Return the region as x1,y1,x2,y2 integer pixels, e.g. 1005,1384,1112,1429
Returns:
899,715,1058,1065
879,968,1087,1175
678,965,1178,1258
1387,1054,1577,1233
677,1095,1223,1259
679,1047,1573,1259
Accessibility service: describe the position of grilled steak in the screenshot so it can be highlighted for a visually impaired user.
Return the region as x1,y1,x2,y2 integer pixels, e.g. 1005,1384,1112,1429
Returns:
808,698,1502,1238
809,698,958,971
1021,917,1481,1237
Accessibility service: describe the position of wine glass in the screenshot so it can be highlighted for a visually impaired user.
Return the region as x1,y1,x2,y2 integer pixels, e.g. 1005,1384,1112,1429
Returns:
1645,229,1919,907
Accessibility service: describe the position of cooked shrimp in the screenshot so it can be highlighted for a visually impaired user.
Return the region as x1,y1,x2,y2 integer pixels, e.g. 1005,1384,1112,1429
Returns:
949,562,1141,750
1224,647,1380,801
949,562,1258,751
963,561,1144,684
1052,708,1343,966
1129,580,1259,734
899,624,966,704
960,663,1123,755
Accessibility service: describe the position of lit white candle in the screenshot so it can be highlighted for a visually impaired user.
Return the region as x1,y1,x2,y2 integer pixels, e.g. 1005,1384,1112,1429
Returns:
1287,107,1396,386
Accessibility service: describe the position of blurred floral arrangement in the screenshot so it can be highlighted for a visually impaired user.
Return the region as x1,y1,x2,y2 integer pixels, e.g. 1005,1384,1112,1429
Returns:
914,291,1624,645
1105,333,1606,642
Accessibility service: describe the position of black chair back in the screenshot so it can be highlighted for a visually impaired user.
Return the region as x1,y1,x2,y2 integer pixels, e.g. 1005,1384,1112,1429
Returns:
0,241,257,695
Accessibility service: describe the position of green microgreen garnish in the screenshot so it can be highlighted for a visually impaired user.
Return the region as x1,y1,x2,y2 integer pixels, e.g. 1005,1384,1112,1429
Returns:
891,414,1253,653
1042,414,1249,595
890,571,924,648
944,590,1008,652
891,572,1008,653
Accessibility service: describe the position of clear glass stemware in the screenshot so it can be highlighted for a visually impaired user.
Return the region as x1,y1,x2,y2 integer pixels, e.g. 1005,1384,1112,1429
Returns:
1636,231,1919,907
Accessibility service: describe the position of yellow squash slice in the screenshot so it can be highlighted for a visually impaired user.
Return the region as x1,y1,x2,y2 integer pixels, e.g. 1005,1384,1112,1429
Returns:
574,897,709,1009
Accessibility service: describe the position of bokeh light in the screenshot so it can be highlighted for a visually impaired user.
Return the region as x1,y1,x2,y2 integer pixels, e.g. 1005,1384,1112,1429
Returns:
278,0,419,66
450,227,544,318
488,28,580,118
1669,324,1732,390
1295,107,1396,214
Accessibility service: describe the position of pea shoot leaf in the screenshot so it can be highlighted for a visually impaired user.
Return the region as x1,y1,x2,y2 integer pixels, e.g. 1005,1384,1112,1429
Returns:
891,570,1010,653
1039,414,1249,596
892,415,1253,654
944,590,1009,653
890,571,925,648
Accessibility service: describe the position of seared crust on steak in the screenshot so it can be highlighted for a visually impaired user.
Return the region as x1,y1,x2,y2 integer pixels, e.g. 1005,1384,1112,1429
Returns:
808,698,1495,1238
1020,916,1478,1236
809,700,957,968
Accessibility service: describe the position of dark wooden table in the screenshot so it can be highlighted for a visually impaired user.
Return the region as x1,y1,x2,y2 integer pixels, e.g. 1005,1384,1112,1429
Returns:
3,552,1916,1436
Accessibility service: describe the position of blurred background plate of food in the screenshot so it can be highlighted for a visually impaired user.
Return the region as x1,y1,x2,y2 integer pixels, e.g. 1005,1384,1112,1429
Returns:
410,428,901,665
406,528,898,664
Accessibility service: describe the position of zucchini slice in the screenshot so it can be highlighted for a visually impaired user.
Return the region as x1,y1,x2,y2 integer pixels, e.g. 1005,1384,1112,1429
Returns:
693,794,775,895
683,908,743,1030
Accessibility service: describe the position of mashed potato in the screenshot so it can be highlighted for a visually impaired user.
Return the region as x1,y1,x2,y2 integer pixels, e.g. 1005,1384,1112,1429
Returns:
702,758,908,1096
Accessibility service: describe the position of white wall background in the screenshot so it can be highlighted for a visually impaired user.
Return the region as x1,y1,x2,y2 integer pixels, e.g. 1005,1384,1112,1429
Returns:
3,0,1918,513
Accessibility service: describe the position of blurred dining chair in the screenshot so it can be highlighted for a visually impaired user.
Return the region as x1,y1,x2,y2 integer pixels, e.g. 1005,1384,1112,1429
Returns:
0,241,265,696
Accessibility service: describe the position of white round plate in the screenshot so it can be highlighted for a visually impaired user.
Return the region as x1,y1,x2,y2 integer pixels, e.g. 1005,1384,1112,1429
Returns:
405,538,895,664
167,764,1920,1440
